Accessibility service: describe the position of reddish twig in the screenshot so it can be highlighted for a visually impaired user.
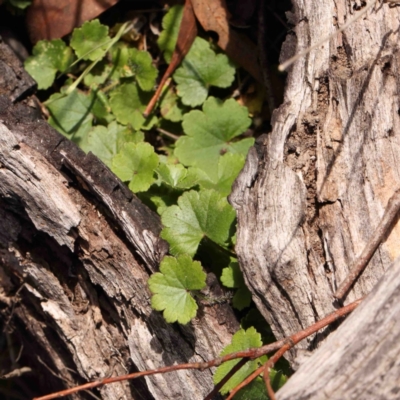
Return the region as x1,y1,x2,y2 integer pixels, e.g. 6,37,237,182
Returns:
263,297,364,399
334,189,400,300
34,298,362,400
226,364,264,400
143,0,197,117
33,344,280,400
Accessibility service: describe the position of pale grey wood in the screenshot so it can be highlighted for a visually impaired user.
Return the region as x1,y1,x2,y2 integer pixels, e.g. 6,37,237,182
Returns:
277,256,400,400
0,119,236,399
230,0,400,364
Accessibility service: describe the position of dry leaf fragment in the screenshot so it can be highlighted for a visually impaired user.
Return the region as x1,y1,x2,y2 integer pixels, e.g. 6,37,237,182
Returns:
144,0,197,117
26,0,118,43
191,0,262,83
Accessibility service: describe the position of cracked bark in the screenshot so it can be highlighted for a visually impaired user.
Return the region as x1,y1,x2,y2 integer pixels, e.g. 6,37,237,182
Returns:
0,37,239,399
230,1,400,398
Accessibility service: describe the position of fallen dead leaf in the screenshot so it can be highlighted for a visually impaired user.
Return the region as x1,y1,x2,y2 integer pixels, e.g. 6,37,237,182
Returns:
144,0,197,117
191,0,262,83
26,0,119,43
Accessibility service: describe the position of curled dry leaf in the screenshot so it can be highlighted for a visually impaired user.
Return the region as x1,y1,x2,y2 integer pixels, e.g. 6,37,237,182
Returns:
144,0,197,117
191,0,263,83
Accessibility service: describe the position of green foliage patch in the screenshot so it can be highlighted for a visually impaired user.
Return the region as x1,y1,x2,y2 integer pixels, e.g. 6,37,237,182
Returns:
24,11,288,397
214,327,266,394
25,40,74,89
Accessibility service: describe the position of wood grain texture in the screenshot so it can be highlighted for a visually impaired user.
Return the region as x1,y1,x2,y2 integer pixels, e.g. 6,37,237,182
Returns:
0,37,238,399
277,256,400,400
230,0,400,365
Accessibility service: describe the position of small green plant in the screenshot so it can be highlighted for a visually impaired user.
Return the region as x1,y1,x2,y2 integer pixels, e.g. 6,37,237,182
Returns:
214,327,287,398
24,6,287,397
148,254,206,324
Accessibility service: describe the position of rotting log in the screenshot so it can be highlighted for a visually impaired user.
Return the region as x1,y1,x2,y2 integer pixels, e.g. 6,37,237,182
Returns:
0,37,238,400
230,0,400,381
277,255,400,399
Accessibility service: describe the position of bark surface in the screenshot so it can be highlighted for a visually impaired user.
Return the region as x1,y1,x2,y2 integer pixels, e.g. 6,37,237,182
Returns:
0,38,238,399
277,256,400,399
230,0,400,381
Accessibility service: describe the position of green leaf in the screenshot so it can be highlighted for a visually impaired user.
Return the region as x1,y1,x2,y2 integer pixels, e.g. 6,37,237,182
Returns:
47,90,93,135
111,142,159,192
148,254,206,324
25,39,74,89
7,0,32,10
233,372,287,400
81,122,144,168
189,153,245,196
161,189,236,256
221,260,252,310
158,5,184,63
173,37,236,106
174,97,253,176
70,19,110,61
234,377,268,400
83,60,113,86
156,163,198,190
160,86,188,122
240,309,276,346
137,184,182,216
88,90,114,123
109,82,155,130
119,48,158,91
214,327,266,394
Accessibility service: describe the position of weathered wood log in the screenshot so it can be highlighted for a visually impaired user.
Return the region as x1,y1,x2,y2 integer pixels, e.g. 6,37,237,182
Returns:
277,255,400,399
230,0,400,373
0,37,238,399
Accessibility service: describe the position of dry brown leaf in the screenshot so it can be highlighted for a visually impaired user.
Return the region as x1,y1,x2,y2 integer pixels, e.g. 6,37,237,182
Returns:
191,0,262,83
144,0,197,117
26,0,118,43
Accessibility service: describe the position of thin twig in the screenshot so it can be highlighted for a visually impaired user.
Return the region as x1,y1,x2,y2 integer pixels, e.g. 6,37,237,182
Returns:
33,298,362,400
203,357,248,400
334,189,400,300
156,127,180,140
143,0,197,117
263,297,363,398
226,364,264,400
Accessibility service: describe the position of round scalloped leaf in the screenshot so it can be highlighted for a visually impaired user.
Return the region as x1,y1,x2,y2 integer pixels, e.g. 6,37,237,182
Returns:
160,86,188,122
70,19,110,61
109,82,155,130
25,39,74,89
161,189,236,256
47,90,93,139
81,122,144,168
188,153,245,196
213,327,266,394
111,47,158,91
111,142,159,192
148,254,206,324
83,60,112,86
173,37,236,107
157,5,184,63
156,163,198,189
127,48,157,91
174,97,253,176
